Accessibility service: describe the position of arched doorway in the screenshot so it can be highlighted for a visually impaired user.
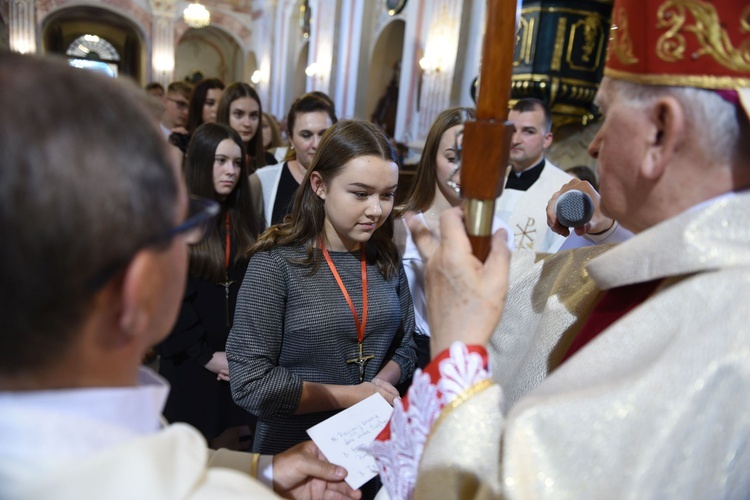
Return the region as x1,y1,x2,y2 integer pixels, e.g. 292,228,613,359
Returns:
175,26,241,83
41,6,146,82
66,34,120,76
364,19,405,138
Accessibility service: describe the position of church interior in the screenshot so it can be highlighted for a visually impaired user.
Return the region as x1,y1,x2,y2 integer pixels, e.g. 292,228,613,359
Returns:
4,0,750,497
1,0,611,179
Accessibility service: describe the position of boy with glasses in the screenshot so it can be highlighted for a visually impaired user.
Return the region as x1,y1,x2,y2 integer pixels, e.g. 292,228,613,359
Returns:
160,80,193,139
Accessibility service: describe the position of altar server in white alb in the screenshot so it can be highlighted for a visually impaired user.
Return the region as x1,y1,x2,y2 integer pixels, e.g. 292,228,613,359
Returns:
372,0,750,497
495,97,573,252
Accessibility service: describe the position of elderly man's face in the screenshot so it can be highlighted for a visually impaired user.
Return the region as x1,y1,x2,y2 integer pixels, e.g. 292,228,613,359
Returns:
588,78,653,232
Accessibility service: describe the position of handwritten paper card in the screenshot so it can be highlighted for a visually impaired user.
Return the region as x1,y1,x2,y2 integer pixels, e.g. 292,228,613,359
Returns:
307,393,394,489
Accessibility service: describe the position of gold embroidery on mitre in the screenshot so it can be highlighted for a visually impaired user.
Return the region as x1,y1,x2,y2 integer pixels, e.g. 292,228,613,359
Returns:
741,6,750,34
656,0,750,72
610,7,639,65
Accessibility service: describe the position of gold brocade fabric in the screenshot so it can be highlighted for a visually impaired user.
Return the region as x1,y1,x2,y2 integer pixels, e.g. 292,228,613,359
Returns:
489,245,609,410
415,192,750,499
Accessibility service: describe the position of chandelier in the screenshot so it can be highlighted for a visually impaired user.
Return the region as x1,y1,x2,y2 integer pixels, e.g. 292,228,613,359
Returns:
183,1,210,29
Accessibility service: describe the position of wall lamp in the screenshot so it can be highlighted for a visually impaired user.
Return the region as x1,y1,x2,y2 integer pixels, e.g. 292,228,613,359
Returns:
305,62,322,79
418,55,443,74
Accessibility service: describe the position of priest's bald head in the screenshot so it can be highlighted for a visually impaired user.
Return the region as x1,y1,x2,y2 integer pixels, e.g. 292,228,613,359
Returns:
590,0,750,233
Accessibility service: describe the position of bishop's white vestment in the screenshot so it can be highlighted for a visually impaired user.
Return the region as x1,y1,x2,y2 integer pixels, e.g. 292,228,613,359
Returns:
375,192,750,499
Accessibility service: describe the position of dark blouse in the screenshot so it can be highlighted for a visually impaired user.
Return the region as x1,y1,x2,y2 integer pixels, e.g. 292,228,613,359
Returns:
270,164,300,226
157,248,254,440
227,243,417,455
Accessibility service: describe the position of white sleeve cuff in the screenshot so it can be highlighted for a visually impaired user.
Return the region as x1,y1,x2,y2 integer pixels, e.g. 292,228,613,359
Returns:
258,454,274,489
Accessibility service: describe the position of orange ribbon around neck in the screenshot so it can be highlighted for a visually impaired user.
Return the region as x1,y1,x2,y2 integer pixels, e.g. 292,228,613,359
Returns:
320,240,368,343
222,211,234,326
320,239,373,382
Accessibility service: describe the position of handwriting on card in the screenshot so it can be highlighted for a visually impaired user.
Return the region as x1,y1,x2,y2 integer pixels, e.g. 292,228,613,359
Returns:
307,393,394,489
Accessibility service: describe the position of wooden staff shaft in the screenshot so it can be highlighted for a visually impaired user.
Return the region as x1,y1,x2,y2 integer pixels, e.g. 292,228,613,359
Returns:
461,0,518,261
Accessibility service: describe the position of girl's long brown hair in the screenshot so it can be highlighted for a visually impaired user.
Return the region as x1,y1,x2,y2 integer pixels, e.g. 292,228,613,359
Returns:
250,120,400,279
184,122,260,282
399,107,474,215
216,82,269,170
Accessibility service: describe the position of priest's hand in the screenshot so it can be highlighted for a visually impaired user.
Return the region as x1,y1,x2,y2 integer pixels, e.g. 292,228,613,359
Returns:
547,179,614,237
408,207,510,357
273,441,361,500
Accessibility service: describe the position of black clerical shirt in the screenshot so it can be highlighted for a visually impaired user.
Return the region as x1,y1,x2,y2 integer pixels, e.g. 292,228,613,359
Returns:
504,159,546,191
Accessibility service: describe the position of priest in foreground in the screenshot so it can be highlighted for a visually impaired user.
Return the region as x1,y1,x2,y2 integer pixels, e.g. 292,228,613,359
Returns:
0,52,359,500
372,0,750,497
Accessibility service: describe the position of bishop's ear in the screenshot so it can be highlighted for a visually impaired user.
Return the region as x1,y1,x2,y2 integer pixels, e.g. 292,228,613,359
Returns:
642,96,685,181
310,171,327,200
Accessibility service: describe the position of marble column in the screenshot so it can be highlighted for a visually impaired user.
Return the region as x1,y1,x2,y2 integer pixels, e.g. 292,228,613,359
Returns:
9,0,37,54
150,0,177,86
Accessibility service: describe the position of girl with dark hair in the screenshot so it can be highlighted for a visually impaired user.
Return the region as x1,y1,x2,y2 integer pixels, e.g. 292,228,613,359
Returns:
249,92,337,228
227,120,417,458
396,107,513,367
158,122,259,449
216,82,277,174
187,78,225,134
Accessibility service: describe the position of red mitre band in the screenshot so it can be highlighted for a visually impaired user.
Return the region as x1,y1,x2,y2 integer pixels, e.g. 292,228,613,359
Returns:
604,0,750,91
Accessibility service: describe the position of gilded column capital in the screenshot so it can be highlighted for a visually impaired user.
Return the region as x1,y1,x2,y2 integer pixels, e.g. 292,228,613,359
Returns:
150,0,177,18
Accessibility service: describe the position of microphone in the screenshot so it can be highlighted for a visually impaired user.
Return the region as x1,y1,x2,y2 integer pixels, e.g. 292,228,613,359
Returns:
555,190,594,228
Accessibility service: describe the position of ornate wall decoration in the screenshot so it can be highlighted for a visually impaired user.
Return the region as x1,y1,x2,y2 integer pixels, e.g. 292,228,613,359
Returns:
567,13,605,70
300,0,310,38
36,0,152,35
510,0,613,128
514,15,536,66
385,0,407,16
